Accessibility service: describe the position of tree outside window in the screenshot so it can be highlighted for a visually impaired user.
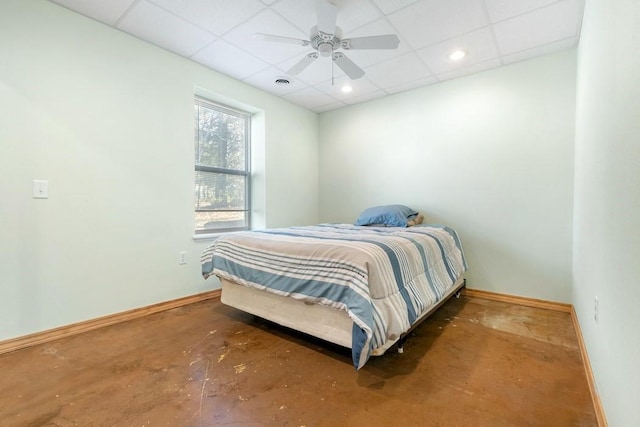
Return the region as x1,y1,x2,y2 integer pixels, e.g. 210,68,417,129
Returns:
194,97,250,234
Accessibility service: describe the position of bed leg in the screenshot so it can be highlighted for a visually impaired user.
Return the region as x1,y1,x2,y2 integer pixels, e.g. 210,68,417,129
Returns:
397,336,406,353
455,279,466,299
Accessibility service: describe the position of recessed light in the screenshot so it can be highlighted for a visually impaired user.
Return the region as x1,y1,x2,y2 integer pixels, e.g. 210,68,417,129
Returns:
449,49,467,61
341,85,353,93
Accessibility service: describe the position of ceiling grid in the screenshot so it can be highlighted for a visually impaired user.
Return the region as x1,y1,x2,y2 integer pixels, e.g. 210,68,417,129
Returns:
49,0,585,112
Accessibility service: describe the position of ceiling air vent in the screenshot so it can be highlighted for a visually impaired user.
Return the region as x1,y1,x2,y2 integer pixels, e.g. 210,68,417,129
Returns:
274,76,293,86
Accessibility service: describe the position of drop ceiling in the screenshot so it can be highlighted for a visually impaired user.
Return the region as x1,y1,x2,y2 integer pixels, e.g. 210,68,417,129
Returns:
48,0,585,113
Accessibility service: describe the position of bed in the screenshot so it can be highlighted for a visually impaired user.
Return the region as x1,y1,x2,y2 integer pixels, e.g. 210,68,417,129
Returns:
201,216,467,370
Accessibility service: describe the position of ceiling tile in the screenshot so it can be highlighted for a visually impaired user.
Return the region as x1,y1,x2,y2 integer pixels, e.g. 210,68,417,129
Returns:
371,0,420,15
222,9,309,65
493,0,584,55
272,0,382,35
117,1,216,57
502,37,577,64
341,89,388,105
282,86,340,110
315,76,381,101
50,0,136,25
313,101,348,113
242,67,308,95
435,58,502,81
388,0,489,49
363,53,432,89
484,0,560,23
416,27,499,75
192,40,269,79
269,0,318,34
383,76,438,94
333,0,384,33
148,0,266,36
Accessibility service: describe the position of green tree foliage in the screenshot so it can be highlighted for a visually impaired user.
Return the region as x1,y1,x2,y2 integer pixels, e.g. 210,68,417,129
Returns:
194,104,247,212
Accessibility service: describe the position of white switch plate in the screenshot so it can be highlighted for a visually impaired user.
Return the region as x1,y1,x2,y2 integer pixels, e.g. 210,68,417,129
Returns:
33,180,48,199
179,251,187,265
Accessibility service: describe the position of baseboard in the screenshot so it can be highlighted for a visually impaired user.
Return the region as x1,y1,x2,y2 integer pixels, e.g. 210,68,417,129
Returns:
0,289,221,356
464,288,572,312
570,307,608,427
464,288,607,426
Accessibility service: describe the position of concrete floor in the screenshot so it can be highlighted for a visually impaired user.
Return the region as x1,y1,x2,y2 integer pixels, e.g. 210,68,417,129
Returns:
0,295,596,426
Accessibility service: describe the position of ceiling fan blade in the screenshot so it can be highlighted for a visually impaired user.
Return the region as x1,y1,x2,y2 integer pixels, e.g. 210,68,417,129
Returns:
316,0,337,34
332,52,365,80
254,33,309,46
342,34,400,50
287,53,319,75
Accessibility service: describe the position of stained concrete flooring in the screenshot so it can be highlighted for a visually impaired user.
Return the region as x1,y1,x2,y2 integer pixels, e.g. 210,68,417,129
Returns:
0,295,596,426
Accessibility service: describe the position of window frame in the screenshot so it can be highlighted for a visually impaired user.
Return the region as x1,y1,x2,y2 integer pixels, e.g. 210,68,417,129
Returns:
194,96,251,235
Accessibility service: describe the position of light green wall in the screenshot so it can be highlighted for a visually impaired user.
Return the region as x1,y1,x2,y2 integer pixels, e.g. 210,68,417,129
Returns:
0,0,318,340
319,50,577,303
573,0,640,424
4,2,639,423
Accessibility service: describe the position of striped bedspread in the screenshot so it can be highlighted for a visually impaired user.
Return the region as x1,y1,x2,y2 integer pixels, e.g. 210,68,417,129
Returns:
201,224,467,369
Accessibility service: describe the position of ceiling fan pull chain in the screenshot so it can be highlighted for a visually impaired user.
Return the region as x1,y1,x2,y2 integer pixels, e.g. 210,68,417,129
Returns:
331,47,335,86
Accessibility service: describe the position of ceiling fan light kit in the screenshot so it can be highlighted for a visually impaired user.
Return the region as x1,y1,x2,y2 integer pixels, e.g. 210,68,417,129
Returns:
257,0,400,83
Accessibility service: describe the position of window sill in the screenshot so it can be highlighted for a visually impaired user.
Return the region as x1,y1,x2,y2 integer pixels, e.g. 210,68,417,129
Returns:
192,233,223,241
193,227,250,241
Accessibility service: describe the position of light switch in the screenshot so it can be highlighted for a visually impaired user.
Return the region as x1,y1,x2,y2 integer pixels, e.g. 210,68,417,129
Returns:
33,180,48,199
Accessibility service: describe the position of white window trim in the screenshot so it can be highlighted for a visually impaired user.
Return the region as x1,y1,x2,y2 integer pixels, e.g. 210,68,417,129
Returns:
194,96,251,236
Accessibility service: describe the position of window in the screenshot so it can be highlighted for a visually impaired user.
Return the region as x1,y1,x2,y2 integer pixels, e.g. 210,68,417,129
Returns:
194,97,250,234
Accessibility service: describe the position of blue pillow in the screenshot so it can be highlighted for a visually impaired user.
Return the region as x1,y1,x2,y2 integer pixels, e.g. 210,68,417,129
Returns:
355,204,419,227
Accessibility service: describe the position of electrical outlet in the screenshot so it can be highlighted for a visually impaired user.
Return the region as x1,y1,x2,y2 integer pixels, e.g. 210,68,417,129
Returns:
179,251,187,265
594,296,599,323
33,180,48,199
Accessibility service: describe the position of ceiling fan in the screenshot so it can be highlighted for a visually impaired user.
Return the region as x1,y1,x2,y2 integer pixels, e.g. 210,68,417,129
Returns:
255,0,400,82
